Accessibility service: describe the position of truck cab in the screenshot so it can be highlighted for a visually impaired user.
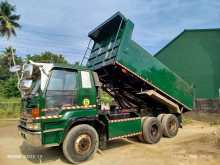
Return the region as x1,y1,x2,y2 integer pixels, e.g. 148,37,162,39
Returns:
18,61,143,163
18,62,98,145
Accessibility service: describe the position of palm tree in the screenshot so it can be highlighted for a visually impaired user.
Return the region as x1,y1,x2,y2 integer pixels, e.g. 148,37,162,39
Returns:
0,1,21,39
0,1,21,90
0,1,20,81
3,46,16,67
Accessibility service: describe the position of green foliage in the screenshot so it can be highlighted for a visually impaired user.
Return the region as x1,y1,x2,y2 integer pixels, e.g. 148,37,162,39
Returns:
0,97,20,118
100,90,113,104
0,108,20,118
182,115,193,125
0,76,20,97
26,51,69,64
0,49,22,98
0,96,20,103
0,49,80,98
0,54,11,80
0,48,22,80
0,0,21,39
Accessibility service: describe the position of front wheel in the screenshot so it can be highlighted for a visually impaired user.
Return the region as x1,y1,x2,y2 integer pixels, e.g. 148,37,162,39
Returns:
62,124,99,164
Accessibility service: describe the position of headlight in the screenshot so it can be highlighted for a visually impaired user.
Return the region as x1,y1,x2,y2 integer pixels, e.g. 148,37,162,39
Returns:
26,123,41,130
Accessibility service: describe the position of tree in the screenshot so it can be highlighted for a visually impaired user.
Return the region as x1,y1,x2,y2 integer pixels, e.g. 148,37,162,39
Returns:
26,51,69,64
0,1,21,83
2,47,22,66
0,48,22,98
0,76,20,97
0,48,22,80
0,1,21,39
0,50,79,98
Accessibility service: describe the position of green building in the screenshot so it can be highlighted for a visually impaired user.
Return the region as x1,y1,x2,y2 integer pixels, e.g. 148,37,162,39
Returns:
155,29,220,99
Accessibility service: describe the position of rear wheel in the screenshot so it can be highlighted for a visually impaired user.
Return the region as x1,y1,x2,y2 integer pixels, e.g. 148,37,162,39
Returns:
142,117,162,144
161,114,179,138
62,124,99,163
157,114,165,123
137,117,147,142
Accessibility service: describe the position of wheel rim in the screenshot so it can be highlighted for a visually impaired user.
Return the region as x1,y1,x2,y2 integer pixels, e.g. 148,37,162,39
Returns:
168,119,177,133
74,134,92,155
150,124,158,137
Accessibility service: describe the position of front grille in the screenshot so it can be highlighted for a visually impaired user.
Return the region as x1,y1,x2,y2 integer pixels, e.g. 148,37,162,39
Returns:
21,108,32,118
20,118,27,128
20,108,33,129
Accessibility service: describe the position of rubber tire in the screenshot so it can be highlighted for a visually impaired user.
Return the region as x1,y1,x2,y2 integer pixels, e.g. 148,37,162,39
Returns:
137,134,145,142
137,117,147,142
142,117,162,144
162,114,179,138
62,124,99,164
157,114,165,123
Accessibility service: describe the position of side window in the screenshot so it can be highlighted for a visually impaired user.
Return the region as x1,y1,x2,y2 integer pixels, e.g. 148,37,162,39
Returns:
81,71,92,88
46,70,77,108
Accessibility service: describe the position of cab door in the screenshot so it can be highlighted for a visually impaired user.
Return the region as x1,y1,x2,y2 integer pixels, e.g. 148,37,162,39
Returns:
77,70,97,108
45,69,78,109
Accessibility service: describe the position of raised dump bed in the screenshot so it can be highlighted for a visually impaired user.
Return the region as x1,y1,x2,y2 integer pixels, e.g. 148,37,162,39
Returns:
87,12,193,113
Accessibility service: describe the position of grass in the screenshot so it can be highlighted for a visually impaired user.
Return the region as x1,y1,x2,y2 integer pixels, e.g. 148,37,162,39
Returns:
0,109,20,118
209,120,220,126
183,114,220,126
0,97,20,103
182,115,193,125
0,97,20,119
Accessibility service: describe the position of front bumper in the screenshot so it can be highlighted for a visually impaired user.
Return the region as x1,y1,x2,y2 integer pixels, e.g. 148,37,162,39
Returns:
18,125,42,147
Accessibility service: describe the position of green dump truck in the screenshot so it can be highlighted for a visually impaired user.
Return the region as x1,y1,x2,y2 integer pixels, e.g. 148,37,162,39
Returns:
18,12,193,163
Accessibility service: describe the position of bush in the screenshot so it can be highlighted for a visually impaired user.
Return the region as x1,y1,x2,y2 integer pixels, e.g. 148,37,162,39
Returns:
182,115,193,125
0,98,20,118
0,76,20,98
0,109,20,118
100,90,113,104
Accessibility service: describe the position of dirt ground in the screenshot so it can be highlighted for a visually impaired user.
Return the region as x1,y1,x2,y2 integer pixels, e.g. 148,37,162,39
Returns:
0,120,220,165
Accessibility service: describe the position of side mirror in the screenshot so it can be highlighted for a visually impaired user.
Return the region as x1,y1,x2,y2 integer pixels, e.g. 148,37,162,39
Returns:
20,80,33,91
9,65,21,73
23,64,33,78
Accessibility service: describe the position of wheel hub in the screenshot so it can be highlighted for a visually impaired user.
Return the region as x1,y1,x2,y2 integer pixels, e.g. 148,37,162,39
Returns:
74,134,92,155
151,124,158,136
168,119,177,132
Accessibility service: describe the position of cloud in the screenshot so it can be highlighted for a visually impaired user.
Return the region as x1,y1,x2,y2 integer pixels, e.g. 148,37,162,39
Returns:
0,0,219,62
130,0,220,53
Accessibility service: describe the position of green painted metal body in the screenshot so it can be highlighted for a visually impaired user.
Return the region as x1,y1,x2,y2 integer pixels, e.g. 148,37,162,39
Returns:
40,67,98,145
87,12,193,110
155,29,220,99
20,65,142,146
20,66,99,146
19,12,195,148
108,119,141,138
41,109,97,145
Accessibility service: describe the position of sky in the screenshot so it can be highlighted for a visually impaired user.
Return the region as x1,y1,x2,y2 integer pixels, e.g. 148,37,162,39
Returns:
0,0,219,63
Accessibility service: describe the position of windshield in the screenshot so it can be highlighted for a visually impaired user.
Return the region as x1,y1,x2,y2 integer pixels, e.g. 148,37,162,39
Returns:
46,69,77,108
47,69,77,90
